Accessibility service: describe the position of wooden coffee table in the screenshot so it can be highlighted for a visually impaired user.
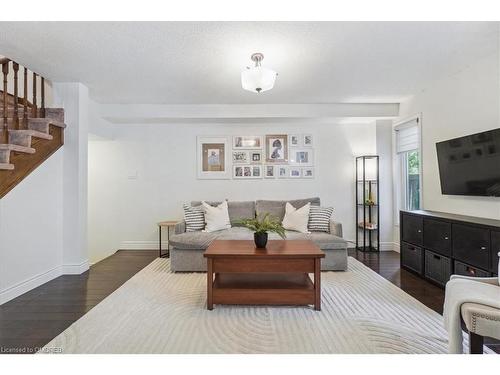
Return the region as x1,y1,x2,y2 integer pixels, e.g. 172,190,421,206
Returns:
203,240,325,311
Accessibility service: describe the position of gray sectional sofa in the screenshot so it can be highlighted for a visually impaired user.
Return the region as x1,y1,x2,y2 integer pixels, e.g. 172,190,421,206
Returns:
170,197,348,272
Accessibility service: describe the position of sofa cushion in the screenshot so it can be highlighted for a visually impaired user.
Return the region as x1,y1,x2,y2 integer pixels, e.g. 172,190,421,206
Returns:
169,231,219,250
170,226,347,251
255,197,320,221
191,200,256,226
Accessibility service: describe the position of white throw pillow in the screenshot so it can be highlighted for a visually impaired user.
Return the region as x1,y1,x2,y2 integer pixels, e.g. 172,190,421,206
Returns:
282,202,311,233
202,200,231,233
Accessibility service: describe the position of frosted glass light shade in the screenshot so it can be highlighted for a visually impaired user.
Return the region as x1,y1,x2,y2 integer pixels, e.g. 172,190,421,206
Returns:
241,66,277,93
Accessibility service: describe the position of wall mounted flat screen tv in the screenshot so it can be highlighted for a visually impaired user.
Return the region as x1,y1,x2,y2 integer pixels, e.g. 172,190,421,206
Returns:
436,128,500,197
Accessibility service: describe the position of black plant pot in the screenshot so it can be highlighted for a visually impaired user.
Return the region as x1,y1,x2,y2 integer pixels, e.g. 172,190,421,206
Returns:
254,232,268,248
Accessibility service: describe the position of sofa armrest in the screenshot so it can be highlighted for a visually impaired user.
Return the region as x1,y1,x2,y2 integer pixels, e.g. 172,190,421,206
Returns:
330,220,343,237
174,220,186,234
450,274,499,286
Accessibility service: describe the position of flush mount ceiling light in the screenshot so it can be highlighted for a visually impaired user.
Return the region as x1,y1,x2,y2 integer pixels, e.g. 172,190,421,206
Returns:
241,53,277,93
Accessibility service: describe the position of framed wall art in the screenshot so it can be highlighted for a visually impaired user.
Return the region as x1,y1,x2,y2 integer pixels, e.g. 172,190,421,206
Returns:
302,167,314,178
290,134,300,147
303,134,313,147
265,134,288,163
289,167,302,178
233,165,262,179
277,166,288,179
197,136,230,179
250,151,262,163
233,136,263,150
232,151,249,164
289,148,314,166
264,165,275,178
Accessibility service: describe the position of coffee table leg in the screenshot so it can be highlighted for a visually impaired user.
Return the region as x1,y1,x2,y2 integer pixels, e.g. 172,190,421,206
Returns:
207,258,213,310
314,258,321,311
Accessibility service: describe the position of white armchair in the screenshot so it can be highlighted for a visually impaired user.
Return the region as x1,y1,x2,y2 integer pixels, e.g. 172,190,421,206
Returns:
445,274,500,353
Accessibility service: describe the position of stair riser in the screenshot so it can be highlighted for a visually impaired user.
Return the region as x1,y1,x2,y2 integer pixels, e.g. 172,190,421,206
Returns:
0,149,10,163
8,132,32,147
28,121,50,133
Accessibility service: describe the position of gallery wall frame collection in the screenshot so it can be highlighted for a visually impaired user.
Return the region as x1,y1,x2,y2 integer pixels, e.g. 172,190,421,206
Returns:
197,134,315,180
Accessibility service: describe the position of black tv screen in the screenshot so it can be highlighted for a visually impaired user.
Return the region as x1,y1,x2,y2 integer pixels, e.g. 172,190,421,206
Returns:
436,128,500,197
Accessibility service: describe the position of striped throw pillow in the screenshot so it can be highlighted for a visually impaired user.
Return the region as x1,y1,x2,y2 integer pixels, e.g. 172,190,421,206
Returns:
308,206,334,233
183,204,205,232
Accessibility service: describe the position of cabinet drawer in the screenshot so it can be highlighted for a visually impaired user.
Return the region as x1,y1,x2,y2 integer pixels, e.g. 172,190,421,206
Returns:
425,250,451,286
452,224,490,270
452,224,490,269
423,219,451,256
401,242,423,274
492,231,500,275
402,214,423,246
454,261,491,278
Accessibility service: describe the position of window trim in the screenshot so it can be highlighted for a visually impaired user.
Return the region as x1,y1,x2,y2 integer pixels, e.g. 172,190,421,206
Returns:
393,114,423,226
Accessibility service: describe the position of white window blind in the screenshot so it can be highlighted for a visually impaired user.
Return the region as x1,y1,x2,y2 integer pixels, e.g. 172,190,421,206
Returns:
395,118,419,153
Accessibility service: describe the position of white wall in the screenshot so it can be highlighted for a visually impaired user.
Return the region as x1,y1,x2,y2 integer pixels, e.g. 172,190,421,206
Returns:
0,150,63,304
88,122,380,263
53,83,90,274
395,51,500,244
376,120,394,249
0,82,90,305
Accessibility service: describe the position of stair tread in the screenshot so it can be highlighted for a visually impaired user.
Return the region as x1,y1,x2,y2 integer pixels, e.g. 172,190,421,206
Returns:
8,129,53,140
0,163,14,170
29,118,67,128
0,143,36,153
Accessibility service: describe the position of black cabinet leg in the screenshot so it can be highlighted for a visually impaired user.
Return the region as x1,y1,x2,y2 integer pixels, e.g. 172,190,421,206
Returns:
469,332,484,354
159,226,162,258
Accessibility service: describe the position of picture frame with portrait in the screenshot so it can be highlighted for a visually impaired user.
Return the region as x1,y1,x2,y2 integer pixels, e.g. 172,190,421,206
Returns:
197,136,230,179
265,134,288,163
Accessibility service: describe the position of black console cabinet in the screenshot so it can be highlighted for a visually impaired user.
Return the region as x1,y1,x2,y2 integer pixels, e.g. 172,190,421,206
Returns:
400,210,500,287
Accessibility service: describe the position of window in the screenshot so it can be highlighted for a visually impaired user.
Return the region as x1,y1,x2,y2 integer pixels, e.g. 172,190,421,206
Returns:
403,150,420,210
394,116,421,222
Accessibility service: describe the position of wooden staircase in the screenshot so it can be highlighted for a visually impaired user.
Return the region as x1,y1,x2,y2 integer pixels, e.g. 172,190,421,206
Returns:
0,58,67,199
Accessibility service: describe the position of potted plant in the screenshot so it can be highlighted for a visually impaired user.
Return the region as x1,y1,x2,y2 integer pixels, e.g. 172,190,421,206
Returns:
237,213,286,248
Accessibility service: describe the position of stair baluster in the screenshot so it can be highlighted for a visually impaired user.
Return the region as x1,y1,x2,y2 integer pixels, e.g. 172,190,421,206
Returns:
13,62,19,130
32,72,37,118
23,67,28,129
41,77,45,118
2,60,8,144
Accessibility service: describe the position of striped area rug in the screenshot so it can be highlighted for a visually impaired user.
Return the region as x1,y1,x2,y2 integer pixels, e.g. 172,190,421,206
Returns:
41,257,484,354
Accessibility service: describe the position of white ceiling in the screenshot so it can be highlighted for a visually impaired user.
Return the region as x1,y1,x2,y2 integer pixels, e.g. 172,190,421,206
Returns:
0,22,497,104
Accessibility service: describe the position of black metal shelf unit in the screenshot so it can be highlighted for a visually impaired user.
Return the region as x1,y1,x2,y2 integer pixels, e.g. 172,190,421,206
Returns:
355,155,380,252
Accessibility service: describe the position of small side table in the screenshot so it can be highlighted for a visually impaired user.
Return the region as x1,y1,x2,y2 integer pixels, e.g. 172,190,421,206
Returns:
158,221,178,258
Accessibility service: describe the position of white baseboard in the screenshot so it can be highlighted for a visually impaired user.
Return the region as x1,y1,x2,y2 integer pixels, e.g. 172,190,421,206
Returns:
120,241,167,250
0,260,90,305
0,266,62,305
62,260,90,274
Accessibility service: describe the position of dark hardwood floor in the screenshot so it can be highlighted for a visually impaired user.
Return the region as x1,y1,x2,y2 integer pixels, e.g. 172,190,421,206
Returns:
0,250,157,354
0,249,497,353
